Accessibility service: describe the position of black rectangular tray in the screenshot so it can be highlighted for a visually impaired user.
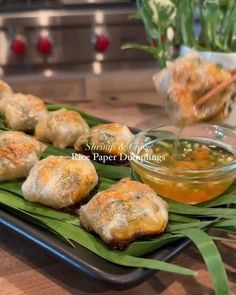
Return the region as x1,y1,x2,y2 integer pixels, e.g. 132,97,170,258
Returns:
0,208,190,287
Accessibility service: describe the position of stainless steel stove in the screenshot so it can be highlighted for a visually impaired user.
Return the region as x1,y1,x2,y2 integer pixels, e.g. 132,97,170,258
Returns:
0,0,159,107
0,0,133,11
0,0,148,72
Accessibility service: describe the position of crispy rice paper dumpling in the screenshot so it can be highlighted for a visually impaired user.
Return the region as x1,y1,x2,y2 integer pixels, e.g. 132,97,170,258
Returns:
82,123,133,156
153,52,236,125
0,80,13,99
35,108,90,150
22,155,98,209
79,178,169,248
0,131,46,181
1,93,47,130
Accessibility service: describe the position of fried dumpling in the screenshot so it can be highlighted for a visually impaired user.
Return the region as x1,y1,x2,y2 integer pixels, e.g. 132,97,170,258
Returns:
35,108,89,150
0,80,13,115
153,52,235,125
22,155,98,209
79,178,169,248
81,123,133,157
0,80,13,103
0,131,46,181
1,93,47,130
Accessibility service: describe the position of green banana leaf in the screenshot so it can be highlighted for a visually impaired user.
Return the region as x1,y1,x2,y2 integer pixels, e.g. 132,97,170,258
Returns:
0,190,194,276
179,228,230,295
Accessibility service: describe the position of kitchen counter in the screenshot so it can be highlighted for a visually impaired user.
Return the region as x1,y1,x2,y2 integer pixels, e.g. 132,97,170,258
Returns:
1,226,236,295
1,101,236,295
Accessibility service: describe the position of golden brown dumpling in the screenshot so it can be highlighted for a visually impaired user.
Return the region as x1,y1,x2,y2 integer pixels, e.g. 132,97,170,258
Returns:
0,80,12,97
82,123,133,156
0,80,13,115
1,93,47,130
0,131,46,181
79,178,169,248
22,155,98,209
35,108,89,150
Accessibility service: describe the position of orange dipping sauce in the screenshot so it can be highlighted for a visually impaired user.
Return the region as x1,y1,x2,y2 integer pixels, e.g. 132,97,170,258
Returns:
130,138,236,204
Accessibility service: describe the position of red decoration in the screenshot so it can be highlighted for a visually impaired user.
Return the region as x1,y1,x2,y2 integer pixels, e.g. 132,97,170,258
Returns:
11,36,26,56
95,35,110,53
37,37,53,56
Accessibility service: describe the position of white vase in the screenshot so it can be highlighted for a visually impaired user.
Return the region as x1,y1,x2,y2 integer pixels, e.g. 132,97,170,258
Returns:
179,45,236,69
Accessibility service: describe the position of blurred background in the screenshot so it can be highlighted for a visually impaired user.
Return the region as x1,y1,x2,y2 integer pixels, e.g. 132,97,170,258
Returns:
0,0,167,128
0,0,235,127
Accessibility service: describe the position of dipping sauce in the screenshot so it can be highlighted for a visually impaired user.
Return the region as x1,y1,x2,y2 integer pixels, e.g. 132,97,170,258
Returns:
141,140,235,169
131,139,236,204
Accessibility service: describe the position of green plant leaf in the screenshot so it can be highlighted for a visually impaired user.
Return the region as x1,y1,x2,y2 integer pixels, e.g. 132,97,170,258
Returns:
98,177,116,191
212,218,236,228
11,207,76,247
0,190,78,223
0,118,8,130
122,43,161,59
0,189,195,276
42,217,196,276
93,162,131,180
168,200,236,219
124,233,182,256
178,228,230,295
0,180,23,196
169,213,198,223
168,220,214,232
202,191,236,207
211,236,236,243
212,227,236,235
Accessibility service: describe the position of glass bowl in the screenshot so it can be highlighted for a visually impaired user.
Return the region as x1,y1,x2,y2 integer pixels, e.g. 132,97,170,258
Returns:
128,124,236,204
